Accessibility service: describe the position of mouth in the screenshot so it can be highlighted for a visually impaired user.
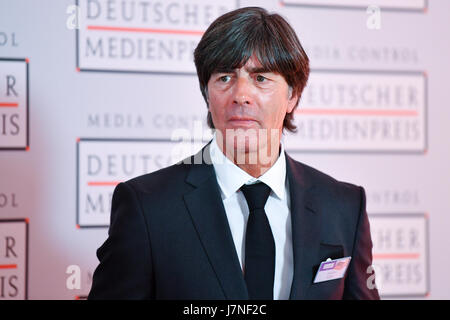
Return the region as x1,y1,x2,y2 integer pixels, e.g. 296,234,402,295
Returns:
228,117,258,126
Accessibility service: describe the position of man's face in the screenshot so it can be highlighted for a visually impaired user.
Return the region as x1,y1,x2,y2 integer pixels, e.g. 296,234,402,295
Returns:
206,55,298,158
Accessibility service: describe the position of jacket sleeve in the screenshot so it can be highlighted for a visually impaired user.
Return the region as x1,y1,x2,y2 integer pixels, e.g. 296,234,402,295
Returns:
88,182,153,299
343,186,380,300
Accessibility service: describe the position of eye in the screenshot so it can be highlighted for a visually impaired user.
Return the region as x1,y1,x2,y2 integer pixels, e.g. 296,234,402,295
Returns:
219,75,231,83
256,75,267,82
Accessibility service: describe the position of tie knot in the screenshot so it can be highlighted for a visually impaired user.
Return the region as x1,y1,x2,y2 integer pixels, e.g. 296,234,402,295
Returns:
240,182,271,211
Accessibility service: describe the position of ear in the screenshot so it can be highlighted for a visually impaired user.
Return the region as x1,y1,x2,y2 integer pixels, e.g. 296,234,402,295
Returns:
286,87,299,114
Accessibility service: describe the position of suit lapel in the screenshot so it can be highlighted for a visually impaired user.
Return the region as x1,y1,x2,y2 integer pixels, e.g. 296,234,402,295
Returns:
183,144,248,299
286,154,322,300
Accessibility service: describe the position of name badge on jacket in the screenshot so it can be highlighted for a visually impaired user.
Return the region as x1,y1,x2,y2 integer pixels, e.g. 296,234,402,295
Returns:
313,256,352,283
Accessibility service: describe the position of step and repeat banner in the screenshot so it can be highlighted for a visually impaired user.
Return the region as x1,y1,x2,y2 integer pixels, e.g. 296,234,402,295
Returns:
1,0,449,299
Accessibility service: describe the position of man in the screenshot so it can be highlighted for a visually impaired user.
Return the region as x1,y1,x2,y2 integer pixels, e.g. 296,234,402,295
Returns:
88,7,380,300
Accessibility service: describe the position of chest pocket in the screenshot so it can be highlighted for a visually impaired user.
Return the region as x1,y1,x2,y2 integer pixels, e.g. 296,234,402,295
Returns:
307,242,346,299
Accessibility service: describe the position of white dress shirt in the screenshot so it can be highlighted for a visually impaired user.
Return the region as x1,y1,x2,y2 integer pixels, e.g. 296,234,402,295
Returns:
209,133,293,300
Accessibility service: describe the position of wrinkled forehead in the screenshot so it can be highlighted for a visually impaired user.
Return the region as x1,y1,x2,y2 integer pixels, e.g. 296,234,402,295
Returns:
212,54,273,74
211,50,280,76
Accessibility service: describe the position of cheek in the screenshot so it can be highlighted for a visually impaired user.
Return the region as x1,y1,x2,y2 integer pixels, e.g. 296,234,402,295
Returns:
262,93,288,123
209,95,223,114
208,93,228,124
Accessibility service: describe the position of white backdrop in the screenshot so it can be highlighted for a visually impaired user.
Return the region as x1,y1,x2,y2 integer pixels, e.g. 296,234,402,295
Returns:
0,0,449,299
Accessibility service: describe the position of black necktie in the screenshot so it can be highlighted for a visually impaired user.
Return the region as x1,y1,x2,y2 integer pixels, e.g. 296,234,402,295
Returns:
241,182,275,300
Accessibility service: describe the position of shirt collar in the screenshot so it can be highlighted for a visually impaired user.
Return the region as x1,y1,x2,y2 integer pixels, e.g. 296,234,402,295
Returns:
210,132,287,201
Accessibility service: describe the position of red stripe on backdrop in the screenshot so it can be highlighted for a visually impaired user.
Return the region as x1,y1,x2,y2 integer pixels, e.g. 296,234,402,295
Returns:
373,253,420,260
87,181,121,186
0,103,19,107
87,25,204,36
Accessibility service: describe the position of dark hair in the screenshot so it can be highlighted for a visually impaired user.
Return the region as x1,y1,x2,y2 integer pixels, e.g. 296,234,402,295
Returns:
194,7,309,133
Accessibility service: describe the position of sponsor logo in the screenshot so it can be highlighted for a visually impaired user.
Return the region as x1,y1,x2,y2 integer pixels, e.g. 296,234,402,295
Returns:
367,189,420,213
0,219,28,300
0,58,29,150
76,0,237,73
0,193,19,209
369,213,429,297
285,69,427,153
303,45,419,66
0,32,19,48
76,138,203,227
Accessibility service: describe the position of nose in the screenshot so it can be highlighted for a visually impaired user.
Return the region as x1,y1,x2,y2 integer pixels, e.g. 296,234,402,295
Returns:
233,77,253,106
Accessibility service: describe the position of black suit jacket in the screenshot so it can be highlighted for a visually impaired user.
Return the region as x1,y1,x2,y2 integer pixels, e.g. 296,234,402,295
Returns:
88,143,380,300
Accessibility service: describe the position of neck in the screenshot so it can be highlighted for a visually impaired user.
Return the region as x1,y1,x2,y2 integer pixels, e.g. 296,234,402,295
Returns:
235,150,280,178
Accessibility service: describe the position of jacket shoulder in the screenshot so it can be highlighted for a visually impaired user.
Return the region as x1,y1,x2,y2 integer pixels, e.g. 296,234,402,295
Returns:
303,162,362,195
289,157,364,211
123,160,192,195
